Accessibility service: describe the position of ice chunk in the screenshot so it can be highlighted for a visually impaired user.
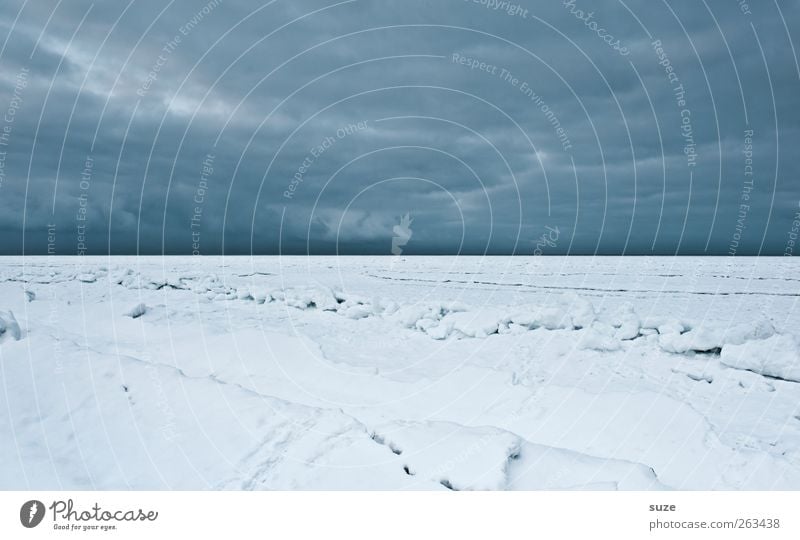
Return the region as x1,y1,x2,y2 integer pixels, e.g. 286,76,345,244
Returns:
561,293,596,329
124,303,148,319
77,273,96,283
371,421,662,490
439,309,508,338
0,310,21,342
720,334,800,382
236,289,254,301
607,304,640,340
425,319,454,340
657,321,684,335
659,319,775,354
577,322,621,351
510,305,572,330
392,303,448,329
342,305,371,319
281,286,339,311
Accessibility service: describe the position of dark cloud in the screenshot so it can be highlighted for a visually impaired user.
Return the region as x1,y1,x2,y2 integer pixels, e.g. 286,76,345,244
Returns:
0,0,797,255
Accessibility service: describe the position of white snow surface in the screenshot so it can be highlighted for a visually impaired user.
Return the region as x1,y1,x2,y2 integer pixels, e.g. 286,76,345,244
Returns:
1,255,799,490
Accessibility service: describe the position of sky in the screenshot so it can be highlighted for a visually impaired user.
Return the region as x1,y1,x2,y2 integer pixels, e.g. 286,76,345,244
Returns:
0,0,798,255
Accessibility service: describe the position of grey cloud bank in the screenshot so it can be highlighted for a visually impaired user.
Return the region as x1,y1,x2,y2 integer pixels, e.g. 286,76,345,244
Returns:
0,0,797,255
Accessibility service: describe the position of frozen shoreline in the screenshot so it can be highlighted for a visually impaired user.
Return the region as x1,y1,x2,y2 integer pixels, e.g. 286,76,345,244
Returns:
1,256,799,489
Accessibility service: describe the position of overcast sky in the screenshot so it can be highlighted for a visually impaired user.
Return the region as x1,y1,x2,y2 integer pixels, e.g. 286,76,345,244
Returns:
0,0,798,255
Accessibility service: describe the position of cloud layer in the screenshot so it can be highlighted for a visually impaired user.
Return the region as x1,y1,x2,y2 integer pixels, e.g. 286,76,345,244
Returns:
0,0,798,255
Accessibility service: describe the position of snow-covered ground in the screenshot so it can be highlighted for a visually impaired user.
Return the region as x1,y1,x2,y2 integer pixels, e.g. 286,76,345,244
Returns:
1,256,799,490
